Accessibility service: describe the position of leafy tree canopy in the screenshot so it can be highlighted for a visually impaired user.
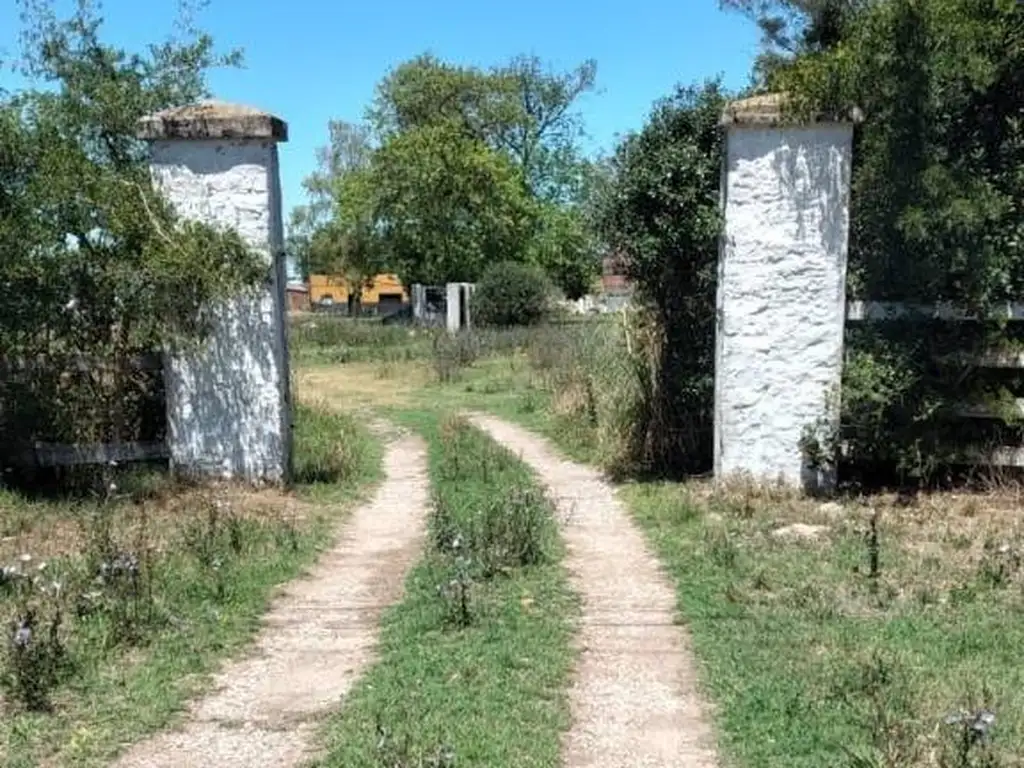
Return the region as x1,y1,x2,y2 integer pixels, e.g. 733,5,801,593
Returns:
770,0,1024,309
1,0,259,355
720,0,869,82
295,52,602,293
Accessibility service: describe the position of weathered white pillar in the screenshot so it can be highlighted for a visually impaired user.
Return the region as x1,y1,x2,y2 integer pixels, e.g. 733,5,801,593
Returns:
446,282,474,333
715,94,858,491
411,284,426,323
138,102,292,484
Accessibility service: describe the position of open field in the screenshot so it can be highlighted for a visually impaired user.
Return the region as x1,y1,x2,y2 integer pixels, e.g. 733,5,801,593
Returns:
0,404,381,768
294,313,1024,767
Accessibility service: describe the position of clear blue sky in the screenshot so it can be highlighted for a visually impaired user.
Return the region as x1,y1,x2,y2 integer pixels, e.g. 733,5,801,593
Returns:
1,0,761,219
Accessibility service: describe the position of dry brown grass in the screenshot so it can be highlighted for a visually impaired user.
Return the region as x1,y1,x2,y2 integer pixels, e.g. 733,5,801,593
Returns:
296,361,429,410
0,485,313,564
687,477,1024,613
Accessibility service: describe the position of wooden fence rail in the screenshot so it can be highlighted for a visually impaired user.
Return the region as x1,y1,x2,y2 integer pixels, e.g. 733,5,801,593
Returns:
1,350,167,470
846,300,1024,468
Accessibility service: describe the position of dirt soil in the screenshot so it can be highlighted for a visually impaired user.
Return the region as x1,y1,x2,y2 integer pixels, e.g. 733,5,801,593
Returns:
469,413,720,768
111,427,429,768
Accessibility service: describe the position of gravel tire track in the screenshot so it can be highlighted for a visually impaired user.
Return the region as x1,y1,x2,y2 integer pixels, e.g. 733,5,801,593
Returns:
469,414,719,768
112,427,429,768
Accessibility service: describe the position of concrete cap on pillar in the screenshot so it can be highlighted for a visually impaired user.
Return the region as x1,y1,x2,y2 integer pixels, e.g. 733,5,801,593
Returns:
720,92,864,127
136,100,288,142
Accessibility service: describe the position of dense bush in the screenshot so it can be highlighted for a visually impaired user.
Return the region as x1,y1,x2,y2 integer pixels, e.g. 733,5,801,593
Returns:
471,261,551,327
774,0,1024,482
0,4,260,471
596,81,728,477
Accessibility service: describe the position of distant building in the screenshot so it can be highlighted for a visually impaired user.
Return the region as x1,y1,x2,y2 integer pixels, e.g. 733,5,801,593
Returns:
308,273,409,316
600,253,632,295
286,282,310,312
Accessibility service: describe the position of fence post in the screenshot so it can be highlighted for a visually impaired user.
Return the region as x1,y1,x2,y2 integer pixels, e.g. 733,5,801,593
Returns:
715,94,859,492
137,101,292,484
446,282,474,333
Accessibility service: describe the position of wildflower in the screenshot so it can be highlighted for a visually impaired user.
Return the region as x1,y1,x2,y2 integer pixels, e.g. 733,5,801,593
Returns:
11,618,32,649
945,708,997,743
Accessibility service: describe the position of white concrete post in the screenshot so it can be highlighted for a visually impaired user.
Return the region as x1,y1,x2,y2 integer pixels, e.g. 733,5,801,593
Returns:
715,94,858,491
137,102,292,484
445,282,474,333
411,284,426,323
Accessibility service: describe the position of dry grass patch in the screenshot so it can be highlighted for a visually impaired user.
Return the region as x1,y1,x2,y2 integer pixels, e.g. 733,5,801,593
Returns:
625,478,1024,767
0,485,311,564
297,361,429,410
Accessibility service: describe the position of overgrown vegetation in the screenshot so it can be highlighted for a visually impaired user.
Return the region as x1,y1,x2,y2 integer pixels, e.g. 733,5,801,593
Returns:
312,413,575,767
471,260,551,328
0,404,380,767
594,81,728,476
289,313,660,475
0,1,264,464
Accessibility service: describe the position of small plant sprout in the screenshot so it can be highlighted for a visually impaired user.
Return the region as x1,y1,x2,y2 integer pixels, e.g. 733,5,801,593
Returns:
439,555,474,629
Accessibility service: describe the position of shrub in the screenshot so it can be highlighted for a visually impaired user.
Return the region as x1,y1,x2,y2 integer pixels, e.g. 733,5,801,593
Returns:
471,261,551,328
431,332,481,383
596,81,727,477
469,486,552,576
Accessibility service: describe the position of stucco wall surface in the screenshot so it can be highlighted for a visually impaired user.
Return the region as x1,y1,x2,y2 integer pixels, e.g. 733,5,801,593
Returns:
715,124,853,489
149,139,290,482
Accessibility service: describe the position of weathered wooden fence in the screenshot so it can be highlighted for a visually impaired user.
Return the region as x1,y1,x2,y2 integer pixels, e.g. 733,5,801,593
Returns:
846,300,1024,468
0,352,168,469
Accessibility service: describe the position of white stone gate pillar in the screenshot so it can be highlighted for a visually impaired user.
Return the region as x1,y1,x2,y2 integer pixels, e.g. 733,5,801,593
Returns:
446,282,474,333
715,94,858,491
138,102,292,484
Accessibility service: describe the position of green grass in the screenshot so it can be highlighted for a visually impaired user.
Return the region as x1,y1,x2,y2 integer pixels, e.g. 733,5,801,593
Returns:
290,314,438,366
621,482,1024,767
0,404,381,768
313,411,577,767
294,314,1024,766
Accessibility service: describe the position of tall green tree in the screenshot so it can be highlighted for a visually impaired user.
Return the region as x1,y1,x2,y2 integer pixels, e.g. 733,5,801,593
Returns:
720,0,869,82
598,80,729,474
299,53,602,292
372,121,534,285
490,55,597,202
774,0,1024,306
